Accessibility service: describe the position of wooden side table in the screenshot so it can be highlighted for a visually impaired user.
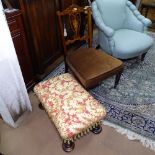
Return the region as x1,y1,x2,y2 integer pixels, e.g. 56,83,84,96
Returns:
140,2,155,29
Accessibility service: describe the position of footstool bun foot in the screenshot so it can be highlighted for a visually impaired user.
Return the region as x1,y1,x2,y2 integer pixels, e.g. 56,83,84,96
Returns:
91,125,102,134
62,140,75,152
38,103,44,110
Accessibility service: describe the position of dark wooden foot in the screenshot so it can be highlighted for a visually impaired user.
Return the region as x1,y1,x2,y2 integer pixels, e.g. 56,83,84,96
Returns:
62,140,75,152
0,153,4,155
141,52,147,61
91,125,102,134
114,71,123,88
96,45,100,49
38,103,44,110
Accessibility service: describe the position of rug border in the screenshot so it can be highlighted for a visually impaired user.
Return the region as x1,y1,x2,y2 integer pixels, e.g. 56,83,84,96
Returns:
103,120,155,151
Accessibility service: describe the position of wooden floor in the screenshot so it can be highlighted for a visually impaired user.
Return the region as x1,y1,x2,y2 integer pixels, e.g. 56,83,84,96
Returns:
0,92,155,155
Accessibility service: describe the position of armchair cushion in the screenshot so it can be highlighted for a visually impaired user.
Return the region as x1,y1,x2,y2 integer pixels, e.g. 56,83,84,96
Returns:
113,29,153,59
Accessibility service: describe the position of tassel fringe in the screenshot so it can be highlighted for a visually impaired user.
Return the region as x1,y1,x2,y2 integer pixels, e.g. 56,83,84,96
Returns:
63,120,102,144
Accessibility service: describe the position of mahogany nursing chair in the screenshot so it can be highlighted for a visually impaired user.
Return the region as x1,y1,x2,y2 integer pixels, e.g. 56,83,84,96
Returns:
57,5,124,89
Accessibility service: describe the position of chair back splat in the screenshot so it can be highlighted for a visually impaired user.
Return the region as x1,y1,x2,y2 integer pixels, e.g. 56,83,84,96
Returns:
57,5,92,56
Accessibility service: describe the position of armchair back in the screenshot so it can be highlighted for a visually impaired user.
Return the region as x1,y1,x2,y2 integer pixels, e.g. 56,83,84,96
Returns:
96,0,127,30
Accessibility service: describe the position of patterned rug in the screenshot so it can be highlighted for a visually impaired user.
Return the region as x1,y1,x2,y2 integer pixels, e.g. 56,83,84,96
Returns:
46,32,155,150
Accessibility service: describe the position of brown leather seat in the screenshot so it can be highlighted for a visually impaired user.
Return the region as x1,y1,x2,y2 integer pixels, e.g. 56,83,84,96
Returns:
67,48,123,88
57,5,124,89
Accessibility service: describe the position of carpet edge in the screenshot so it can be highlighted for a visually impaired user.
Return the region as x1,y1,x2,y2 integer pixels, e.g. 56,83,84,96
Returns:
103,120,155,151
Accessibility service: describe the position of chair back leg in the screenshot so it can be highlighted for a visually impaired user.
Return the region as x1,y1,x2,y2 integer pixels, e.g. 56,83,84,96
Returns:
65,61,69,73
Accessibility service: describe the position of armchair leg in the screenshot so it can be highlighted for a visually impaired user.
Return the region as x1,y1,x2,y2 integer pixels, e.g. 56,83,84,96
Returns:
141,52,147,61
114,71,123,88
96,45,100,49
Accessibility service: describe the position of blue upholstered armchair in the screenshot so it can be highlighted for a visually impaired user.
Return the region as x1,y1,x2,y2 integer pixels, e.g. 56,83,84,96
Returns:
92,0,153,59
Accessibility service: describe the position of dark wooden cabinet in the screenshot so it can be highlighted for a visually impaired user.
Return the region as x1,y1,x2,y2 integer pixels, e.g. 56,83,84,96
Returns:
5,0,88,81
17,0,63,78
60,0,88,10
5,10,35,90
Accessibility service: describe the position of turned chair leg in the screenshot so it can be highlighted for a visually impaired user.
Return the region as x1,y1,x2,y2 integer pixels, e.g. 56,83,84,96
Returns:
62,140,75,152
114,71,123,88
141,52,147,61
91,124,102,134
38,103,44,110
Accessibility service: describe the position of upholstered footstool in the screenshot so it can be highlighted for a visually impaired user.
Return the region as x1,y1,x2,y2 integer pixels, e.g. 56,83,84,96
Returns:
34,73,106,152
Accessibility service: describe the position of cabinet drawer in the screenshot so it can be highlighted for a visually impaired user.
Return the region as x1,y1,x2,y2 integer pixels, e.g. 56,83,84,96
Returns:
7,18,20,33
5,11,21,33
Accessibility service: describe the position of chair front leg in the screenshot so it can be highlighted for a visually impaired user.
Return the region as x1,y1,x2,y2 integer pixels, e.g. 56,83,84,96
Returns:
114,70,123,88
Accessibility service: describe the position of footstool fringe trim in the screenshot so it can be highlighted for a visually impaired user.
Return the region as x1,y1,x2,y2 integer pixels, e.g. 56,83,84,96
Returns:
63,120,102,143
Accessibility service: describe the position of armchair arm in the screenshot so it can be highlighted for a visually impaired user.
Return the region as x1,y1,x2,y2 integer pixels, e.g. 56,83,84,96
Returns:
127,1,152,27
92,1,114,37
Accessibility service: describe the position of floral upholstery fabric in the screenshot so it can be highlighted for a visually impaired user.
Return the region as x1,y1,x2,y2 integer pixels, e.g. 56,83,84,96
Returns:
34,73,106,140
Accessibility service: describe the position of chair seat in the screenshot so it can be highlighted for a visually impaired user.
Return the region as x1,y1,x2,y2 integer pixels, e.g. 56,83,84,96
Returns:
113,29,154,59
34,73,106,141
66,48,123,88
